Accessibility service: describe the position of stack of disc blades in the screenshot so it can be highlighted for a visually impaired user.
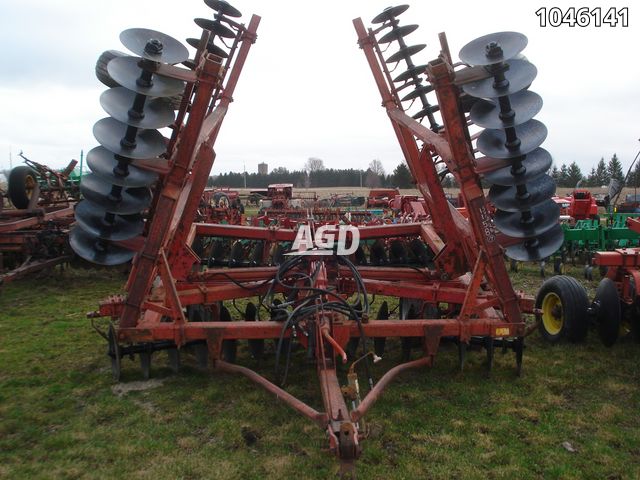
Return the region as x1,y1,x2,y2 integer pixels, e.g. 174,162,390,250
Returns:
70,29,188,265
371,5,440,132
459,32,563,261
189,0,242,64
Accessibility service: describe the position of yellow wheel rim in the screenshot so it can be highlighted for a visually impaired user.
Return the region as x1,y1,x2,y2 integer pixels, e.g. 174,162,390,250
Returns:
25,174,36,200
542,292,563,335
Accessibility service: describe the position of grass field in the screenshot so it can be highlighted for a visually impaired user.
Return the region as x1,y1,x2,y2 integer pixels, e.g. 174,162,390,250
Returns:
1,264,639,479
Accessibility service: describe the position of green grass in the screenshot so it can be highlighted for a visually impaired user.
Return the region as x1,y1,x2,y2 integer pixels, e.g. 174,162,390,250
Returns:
1,265,639,479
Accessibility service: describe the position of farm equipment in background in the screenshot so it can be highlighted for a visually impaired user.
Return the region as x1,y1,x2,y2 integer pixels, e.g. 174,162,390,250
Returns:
318,192,367,209
366,187,399,208
538,215,640,347
616,193,640,213
253,184,374,227
559,188,600,221
0,205,74,284
257,183,318,211
519,180,636,278
198,187,244,224
8,152,82,209
0,152,81,284
70,1,573,472
590,216,640,346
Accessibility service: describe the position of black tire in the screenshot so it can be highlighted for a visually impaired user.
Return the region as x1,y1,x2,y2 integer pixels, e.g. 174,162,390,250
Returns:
535,275,589,343
215,193,230,208
594,278,621,347
8,165,38,209
95,50,129,88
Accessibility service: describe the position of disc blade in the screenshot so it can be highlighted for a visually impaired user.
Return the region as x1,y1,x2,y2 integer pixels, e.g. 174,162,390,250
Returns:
75,200,144,241
494,199,560,238
120,28,189,65
186,37,229,58
194,18,236,38
489,174,556,212
393,64,428,83
86,146,158,188
70,226,136,266
379,24,419,43
462,60,537,98
412,104,440,120
80,173,151,215
100,87,175,129
107,57,185,98
204,0,242,17
470,90,542,129
93,117,167,160
372,5,409,23
504,223,564,261
477,119,547,159
401,83,434,101
481,148,553,186
459,32,528,66
386,44,426,64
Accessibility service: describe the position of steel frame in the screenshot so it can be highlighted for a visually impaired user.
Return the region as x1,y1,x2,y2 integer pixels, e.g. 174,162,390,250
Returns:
92,14,536,469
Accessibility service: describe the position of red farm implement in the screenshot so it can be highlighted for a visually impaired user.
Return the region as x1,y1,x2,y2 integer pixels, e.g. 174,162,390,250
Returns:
0,152,80,284
69,2,565,472
0,204,74,284
587,216,640,346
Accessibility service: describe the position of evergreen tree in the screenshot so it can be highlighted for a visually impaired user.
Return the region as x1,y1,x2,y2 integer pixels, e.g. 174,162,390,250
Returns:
595,158,609,186
566,162,584,188
608,153,624,184
550,165,560,182
391,163,413,188
627,160,640,188
558,163,569,187
585,167,597,187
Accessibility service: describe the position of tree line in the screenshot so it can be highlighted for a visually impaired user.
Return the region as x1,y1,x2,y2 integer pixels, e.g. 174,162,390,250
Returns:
209,158,415,189
551,154,637,188
209,153,637,190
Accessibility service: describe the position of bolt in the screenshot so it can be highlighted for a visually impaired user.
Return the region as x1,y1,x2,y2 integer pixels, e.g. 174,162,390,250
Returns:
144,39,164,55
485,41,503,58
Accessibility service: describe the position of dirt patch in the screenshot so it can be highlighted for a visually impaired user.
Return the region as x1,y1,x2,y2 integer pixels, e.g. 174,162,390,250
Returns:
111,378,165,397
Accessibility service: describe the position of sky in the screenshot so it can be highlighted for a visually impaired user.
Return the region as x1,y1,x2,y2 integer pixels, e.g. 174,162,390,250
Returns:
0,0,637,180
